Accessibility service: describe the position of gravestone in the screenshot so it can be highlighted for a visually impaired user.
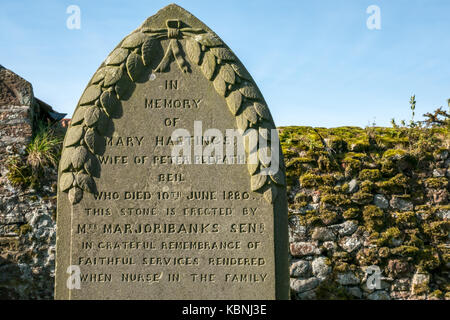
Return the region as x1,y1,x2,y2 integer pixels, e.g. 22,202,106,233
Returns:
55,4,288,300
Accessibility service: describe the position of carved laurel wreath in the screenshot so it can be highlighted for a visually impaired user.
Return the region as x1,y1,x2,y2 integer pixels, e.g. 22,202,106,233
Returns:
59,19,285,205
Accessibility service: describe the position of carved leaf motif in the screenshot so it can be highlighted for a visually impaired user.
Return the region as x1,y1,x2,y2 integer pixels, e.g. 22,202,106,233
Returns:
65,125,84,147
142,38,157,66
213,76,226,96
70,106,88,125
226,91,242,115
244,134,258,155
84,128,96,153
219,64,235,84
100,90,120,117
126,52,144,82
79,85,101,106
84,106,100,127
194,33,221,47
201,51,216,80
76,172,95,193
254,102,271,120
210,47,234,61
270,169,285,186
84,154,100,177
250,174,267,192
239,83,261,99
248,162,259,175
59,172,74,192
65,28,281,206
259,145,272,167
243,105,258,124
105,48,129,66
115,75,132,100
60,148,74,172
236,112,248,131
259,125,271,140
91,68,106,84
71,146,88,170
230,62,251,80
264,186,278,204
103,66,123,87
68,187,83,205
95,110,110,135
121,32,146,49
185,38,201,65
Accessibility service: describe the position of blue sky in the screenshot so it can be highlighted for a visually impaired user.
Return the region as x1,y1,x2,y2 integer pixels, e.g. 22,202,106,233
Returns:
1,0,449,127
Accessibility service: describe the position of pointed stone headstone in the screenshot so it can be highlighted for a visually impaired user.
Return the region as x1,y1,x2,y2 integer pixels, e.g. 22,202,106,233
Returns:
55,4,288,300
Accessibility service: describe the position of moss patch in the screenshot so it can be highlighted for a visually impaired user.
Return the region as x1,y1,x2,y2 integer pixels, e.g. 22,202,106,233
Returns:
363,205,385,232
359,169,382,181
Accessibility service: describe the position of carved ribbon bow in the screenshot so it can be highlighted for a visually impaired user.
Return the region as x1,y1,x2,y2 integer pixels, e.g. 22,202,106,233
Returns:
142,19,204,73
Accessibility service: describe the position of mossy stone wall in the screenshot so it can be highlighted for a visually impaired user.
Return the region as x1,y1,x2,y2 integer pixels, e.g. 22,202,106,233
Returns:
282,126,449,300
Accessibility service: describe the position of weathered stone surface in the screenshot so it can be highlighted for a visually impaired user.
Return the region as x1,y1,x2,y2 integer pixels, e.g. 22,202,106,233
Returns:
345,286,363,299
336,272,360,285
429,189,448,204
55,4,288,300
322,241,337,252
433,168,446,177
436,209,450,220
435,150,449,161
391,278,410,291
411,273,430,296
0,65,61,300
373,194,389,209
295,288,317,300
339,236,362,253
330,220,358,236
311,227,336,241
387,259,410,277
367,290,391,300
348,179,359,193
311,256,331,279
288,216,307,242
0,66,33,166
390,196,413,211
390,291,410,300
290,242,321,257
289,260,310,278
290,277,320,293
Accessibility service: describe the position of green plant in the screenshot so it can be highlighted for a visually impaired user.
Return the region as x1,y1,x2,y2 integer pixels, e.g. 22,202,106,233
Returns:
26,123,62,174
391,95,450,129
422,99,450,128
6,122,63,189
409,95,416,127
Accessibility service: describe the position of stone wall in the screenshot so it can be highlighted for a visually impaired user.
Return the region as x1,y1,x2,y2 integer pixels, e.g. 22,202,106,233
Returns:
282,126,449,300
0,65,34,163
0,66,56,299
